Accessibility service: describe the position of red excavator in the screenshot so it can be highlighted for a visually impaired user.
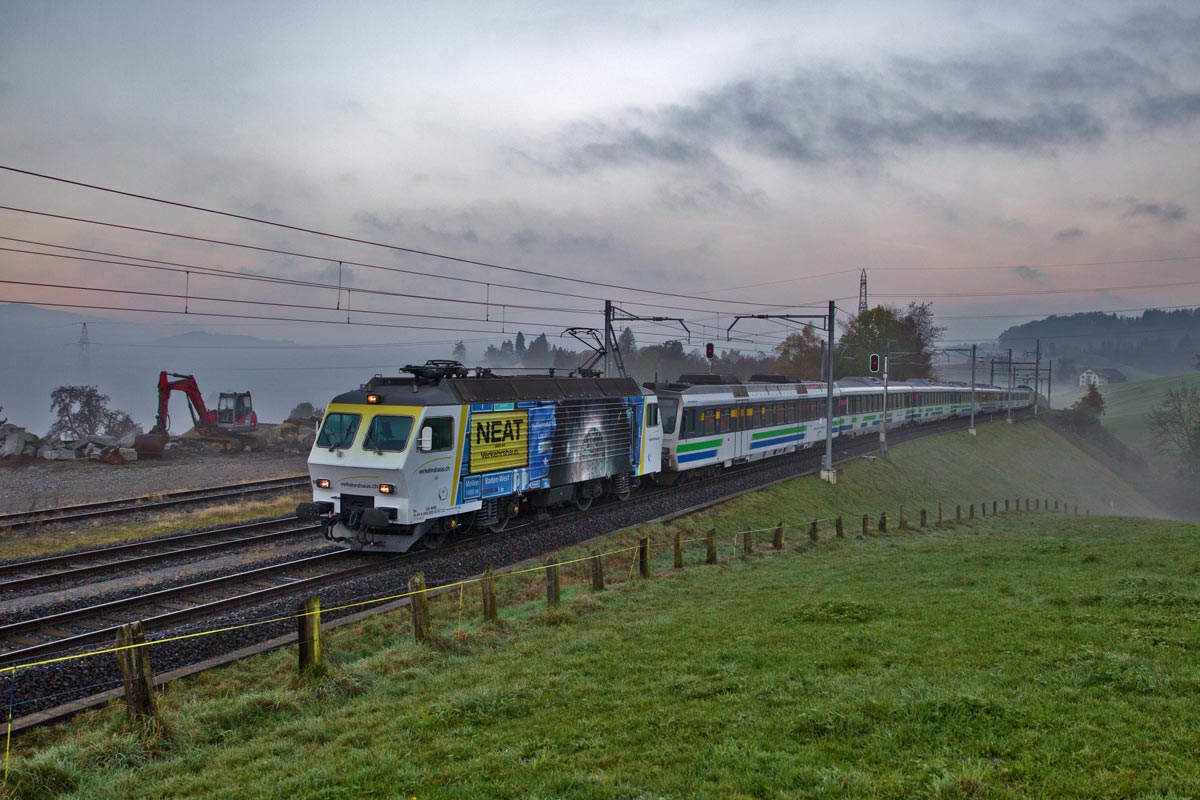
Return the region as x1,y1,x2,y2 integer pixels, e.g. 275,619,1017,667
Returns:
135,372,262,456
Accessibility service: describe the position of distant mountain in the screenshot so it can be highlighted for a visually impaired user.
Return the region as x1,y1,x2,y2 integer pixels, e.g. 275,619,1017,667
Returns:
153,331,296,348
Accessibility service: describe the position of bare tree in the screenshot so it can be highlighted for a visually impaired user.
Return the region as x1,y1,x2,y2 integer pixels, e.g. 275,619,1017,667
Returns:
1148,385,1200,474
47,385,141,440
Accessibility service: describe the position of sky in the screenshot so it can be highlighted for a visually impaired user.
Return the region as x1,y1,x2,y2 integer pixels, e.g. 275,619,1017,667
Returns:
1,0,1198,368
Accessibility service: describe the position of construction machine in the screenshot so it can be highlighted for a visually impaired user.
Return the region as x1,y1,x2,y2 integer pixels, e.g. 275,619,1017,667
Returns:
134,372,263,456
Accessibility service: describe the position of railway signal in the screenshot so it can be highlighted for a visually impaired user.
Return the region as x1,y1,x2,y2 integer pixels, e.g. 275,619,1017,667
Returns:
705,342,715,359
869,353,880,372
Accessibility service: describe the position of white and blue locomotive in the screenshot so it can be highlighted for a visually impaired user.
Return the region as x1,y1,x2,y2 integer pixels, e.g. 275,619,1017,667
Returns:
298,362,663,552
298,362,1032,552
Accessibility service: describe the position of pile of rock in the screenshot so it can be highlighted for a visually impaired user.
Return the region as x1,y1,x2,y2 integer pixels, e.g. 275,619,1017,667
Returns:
0,425,41,458
0,426,140,463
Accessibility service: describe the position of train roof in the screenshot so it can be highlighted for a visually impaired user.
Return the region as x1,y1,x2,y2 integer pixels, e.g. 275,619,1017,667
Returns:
329,373,649,408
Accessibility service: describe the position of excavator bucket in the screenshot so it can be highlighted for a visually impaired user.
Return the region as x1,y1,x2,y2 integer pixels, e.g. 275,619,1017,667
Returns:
133,433,169,458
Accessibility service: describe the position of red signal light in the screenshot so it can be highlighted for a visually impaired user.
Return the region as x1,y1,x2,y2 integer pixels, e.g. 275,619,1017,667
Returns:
706,342,715,359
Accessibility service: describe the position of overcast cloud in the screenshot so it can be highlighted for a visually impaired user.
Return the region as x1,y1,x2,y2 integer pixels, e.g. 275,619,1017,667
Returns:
0,0,1197,357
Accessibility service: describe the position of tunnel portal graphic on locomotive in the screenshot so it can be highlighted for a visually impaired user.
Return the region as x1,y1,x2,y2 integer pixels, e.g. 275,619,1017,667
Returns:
461,397,639,502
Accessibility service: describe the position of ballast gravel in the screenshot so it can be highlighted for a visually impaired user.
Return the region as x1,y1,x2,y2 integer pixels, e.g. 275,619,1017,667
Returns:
0,449,309,514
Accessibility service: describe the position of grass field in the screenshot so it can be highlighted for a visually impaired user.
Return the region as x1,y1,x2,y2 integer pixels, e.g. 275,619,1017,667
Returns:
1098,372,1200,455
4,419,1185,799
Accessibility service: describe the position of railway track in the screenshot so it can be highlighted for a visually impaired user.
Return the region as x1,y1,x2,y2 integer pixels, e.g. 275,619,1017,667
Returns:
5,409,1033,731
0,550,375,667
0,474,309,532
0,517,321,594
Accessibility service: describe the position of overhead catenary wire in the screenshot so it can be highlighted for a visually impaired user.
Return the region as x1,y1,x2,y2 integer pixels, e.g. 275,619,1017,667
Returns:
0,165,814,309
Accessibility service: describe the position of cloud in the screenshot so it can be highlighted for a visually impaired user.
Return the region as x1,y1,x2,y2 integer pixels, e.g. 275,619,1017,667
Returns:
1014,266,1043,280
543,9,1200,185
507,228,613,254
1135,92,1200,127
1118,196,1187,224
1054,227,1086,241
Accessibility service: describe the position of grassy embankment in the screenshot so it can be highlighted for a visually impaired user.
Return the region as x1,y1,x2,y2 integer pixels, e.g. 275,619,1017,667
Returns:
1099,372,1200,454
6,419,1192,799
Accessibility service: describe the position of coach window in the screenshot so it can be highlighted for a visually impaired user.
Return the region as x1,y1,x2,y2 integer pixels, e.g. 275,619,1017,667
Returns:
659,399,678,433
423,417,455,451
682,408,697,436
362,415,413,452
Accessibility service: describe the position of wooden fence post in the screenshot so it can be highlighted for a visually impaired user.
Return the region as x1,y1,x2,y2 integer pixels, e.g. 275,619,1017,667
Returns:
834,517,844,539
920,508,927,527
1054,500,1059,511
410,572,430,642
861,514,869,538
937,502,943,524
589,554,605,591
878,512,888,533
297,596,323,675
1034,499,1039,510
482,565,499,620
638,537,650,577
1005,499,1010,512
1074,505,1079,515
969,504,975,519
546,555,561,604
673,532,684,568
980,502,986,517
706,528,717,564
115,622,157,720
773,521,785,549
808,520,819,541
742,530,753,555
898,506,907,530
956,505,962,521
992,500,998,515
1026,498,1030,511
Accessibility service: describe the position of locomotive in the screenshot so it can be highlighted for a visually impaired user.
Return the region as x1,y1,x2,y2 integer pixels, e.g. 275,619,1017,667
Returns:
297,361,1033,552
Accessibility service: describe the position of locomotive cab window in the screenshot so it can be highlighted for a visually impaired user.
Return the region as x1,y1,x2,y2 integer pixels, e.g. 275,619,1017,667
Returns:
646,402,659,428
422,417,455,451
317,412,361,450
362,415,414,452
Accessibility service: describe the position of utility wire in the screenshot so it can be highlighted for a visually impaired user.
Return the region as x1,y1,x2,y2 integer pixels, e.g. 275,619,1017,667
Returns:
0,209,805,315
0,166,808,308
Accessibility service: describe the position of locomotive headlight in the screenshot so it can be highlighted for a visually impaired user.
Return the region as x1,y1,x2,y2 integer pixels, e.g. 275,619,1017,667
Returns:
367,394,381,404
379,483,395,494
315,478,331,489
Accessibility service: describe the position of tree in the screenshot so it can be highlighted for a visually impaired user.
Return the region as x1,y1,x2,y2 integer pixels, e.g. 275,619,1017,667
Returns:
1074,384,1106,419
525,333,551,366
452,340,467,363
515,331,527,360
288,402,316,420
773,326,824,379
1148,385,1200,474
47,385,141,440
618,326,638,356
834,303,943,380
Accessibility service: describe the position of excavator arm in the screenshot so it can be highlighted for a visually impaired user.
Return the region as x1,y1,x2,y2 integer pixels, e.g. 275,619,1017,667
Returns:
152,372,216,435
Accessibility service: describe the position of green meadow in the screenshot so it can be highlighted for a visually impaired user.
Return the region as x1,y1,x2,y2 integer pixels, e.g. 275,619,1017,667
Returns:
5,419,1193,800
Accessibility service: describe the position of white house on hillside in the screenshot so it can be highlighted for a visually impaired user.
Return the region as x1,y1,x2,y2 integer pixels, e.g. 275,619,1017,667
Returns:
1079,368,1128,387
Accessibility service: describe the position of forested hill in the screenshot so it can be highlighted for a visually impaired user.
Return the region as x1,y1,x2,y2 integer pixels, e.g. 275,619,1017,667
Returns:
998,308,1200,376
